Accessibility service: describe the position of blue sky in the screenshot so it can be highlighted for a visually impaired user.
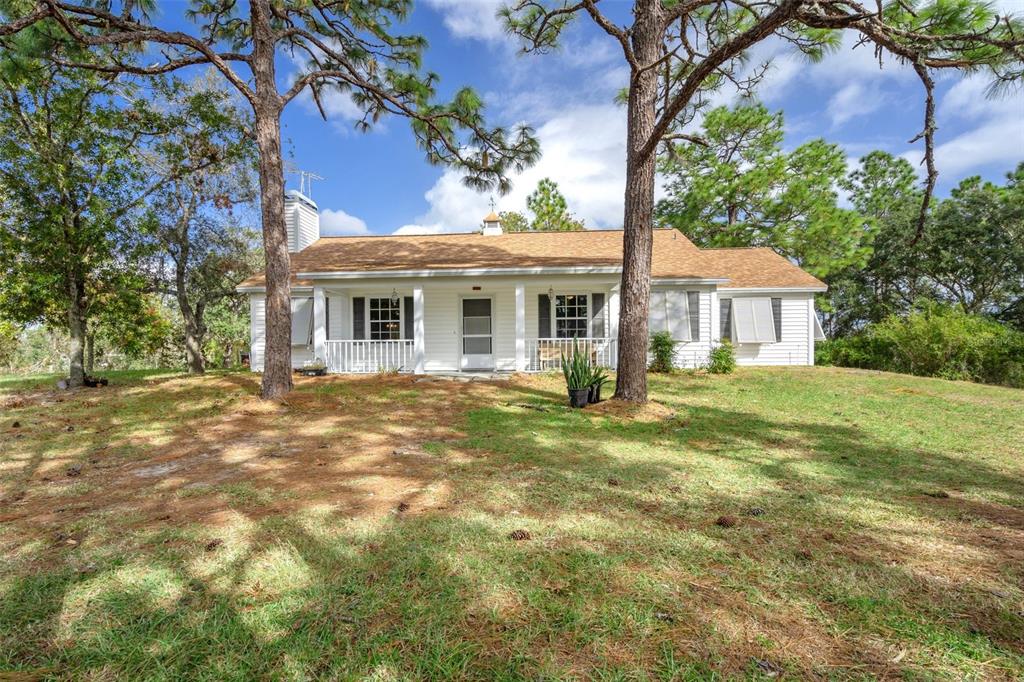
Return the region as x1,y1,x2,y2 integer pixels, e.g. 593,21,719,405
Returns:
270,1,1021,235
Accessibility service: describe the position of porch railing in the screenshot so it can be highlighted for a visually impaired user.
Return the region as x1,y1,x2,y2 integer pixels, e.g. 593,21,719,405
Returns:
525,337,616,372
323,340,414,373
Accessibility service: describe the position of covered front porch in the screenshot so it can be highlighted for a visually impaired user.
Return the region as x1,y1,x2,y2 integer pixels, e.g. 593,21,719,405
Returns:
294,278,621,374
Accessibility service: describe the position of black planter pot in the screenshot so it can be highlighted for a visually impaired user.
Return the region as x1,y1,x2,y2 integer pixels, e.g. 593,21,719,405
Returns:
567,387,590,408
588,383,602,404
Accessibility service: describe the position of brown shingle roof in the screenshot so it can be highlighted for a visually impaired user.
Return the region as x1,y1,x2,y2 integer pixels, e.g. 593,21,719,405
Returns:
697,247,826,289
238,229,825,290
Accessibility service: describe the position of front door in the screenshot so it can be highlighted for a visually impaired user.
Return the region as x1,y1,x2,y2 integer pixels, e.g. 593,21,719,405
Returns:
460,298,494,370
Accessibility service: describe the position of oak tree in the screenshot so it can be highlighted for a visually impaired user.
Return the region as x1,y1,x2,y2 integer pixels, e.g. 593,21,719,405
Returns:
0,62,178,386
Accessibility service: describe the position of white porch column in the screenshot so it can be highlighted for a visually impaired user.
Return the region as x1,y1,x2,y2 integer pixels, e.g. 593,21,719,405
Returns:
514,283,526,371
608,284,620,340
608,284,620,370
312,286,326,362
413,285,425,374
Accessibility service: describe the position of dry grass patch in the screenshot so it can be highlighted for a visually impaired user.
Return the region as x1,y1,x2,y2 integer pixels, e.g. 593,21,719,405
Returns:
0,367,1022,680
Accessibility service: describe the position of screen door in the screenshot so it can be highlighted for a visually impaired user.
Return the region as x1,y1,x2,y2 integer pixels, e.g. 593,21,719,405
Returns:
460,298,494,370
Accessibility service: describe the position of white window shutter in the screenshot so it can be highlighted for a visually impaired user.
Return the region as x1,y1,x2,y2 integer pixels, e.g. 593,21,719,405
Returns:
732,297,776,343
291,298,313,346
752,298,776,342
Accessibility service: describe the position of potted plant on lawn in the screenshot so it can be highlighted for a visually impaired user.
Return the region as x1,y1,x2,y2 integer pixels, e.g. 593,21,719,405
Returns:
560,339,591,408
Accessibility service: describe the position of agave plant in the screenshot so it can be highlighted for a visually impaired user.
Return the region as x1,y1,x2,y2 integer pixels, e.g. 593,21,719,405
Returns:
560,338,592,390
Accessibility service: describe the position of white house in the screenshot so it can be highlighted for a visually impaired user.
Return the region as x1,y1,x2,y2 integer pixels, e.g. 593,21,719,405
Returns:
238,190,827,374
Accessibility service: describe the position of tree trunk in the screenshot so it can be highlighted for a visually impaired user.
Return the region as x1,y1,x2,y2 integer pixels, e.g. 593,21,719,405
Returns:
176,258,206,374
251,0,292,400
614,0,661,404
67,278,86,388
85,332,94,374
182,312,205,374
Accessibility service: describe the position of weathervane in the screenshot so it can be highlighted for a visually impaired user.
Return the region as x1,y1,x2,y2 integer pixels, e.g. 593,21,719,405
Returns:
488,195,496,212
284,160,325,200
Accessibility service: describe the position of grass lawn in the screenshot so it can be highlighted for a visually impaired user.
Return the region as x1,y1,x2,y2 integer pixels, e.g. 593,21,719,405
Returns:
1,367,1022,680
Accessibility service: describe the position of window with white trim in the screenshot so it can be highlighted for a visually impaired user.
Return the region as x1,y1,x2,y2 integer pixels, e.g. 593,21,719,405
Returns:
368,297,401,340
554,294,589,338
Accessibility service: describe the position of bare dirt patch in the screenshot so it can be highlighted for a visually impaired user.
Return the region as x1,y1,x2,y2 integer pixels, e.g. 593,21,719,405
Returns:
0,373,502,552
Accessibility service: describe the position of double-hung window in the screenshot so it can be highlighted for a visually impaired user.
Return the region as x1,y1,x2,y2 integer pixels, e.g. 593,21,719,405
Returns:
368,297,401,340
554,294,589,338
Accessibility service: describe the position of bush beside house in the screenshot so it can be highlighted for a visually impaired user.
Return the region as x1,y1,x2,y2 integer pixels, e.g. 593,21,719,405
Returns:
817,303,1024,388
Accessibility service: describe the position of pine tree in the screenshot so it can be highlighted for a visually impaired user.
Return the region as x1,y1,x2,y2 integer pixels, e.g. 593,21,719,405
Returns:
504,0,1024,402
1,0,540,398
527,178,584,231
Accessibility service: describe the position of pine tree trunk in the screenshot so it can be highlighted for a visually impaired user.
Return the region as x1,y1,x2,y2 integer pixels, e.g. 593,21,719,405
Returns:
252,0,293,400
614,0,661,404
67,278,86,388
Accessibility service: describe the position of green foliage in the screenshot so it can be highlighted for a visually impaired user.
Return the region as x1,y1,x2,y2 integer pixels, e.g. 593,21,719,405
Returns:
501,178,584,232
648,331,676,373
824,152,926,334
827,157,1024,335
498,210,530,233
143,73,261,371
817,303,1024,388
0,319,18,369
655,103,871,279
203,295,251,368
526,178,584,231
919,165,1024,319
559,338,592,390
0,62,174,383
706,342,736,374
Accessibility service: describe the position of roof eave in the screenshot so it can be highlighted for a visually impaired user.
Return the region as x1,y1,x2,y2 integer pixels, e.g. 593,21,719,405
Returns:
718,285,828,293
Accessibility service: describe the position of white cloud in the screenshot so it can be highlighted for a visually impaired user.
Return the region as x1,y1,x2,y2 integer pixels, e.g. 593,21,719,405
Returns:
748,33,914,108
827,82,885,127
423,0,506,42
940,73,1022,122
895,72,1024,179
903,115,1024,179
396,102,627,234
320,208,370,236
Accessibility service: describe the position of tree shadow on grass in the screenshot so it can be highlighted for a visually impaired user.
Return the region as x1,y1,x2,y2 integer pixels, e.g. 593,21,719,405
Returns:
1,372,1022,679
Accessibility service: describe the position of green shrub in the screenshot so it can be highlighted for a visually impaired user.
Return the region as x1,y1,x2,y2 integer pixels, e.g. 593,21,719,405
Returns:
648,331,676,373
707,341,736,374
821,303,1024,388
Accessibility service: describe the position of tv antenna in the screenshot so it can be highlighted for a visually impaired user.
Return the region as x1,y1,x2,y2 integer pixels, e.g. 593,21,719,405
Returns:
284,161,325,200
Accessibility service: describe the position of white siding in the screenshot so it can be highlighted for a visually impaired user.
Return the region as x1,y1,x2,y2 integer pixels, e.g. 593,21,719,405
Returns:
726,293,812,366
423,289,459,371
285,196,319,253
294,204,319,252
327,295,346,340
249,277,817,374
493,290,516,371
249,295,265,372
